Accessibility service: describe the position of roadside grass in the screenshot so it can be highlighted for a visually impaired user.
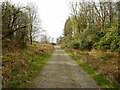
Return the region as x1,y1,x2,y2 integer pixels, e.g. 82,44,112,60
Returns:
18,52,52,88
65,49,119,88
2,43,54,88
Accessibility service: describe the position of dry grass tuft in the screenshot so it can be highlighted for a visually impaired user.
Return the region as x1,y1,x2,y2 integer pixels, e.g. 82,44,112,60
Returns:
63,46,119,86
2,42,54,88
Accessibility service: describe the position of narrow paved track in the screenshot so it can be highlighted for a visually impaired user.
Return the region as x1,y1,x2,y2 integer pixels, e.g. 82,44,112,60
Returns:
31,46,99,88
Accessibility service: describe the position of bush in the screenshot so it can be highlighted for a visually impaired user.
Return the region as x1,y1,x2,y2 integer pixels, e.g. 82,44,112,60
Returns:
70,40,80,49
79,39,92,50
93,27,120,52
68,38,92,50
110,36,120,52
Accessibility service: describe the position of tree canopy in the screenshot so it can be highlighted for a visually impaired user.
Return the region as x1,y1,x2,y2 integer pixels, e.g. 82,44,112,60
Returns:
61,1,120,52
2,1,41,48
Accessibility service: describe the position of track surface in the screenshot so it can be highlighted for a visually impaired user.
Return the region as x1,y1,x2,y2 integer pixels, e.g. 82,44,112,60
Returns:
31,46,99,88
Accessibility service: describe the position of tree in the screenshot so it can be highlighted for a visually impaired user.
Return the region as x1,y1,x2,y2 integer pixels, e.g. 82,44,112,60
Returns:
64,17,73,42
63,1,119,51
2,1,41,48
26,3,40,45
2,2,29,40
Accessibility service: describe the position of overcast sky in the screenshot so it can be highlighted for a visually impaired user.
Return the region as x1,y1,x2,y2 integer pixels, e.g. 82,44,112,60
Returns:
7,0,79,42
4,0,116,42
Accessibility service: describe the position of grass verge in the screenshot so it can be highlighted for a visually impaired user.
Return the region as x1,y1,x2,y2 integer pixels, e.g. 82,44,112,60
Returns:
2,43,54,88
64,49,119,88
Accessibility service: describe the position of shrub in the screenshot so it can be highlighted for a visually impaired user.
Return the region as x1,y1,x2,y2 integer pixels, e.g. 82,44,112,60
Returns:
79,39,92,50
71,40,80,49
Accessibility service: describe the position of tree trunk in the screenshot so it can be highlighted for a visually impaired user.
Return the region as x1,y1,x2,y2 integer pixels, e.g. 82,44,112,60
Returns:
30,24,32,45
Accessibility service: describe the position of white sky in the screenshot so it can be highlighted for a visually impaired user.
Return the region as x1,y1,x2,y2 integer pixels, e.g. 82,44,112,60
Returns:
6,0,79,42
37,0,71,39
4,0,116,42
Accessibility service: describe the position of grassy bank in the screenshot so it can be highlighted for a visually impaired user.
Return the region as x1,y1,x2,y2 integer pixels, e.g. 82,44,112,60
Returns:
2,43,54,88
63,47,119,88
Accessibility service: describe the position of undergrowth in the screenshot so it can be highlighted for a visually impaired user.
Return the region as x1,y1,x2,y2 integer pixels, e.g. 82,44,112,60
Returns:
2,43,54,88
64,48,119,88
